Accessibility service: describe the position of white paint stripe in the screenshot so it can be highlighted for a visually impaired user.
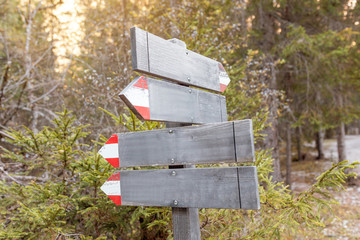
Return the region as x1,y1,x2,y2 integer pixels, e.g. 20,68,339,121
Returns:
98,143,118,159
100,180,121,196
219,72,231,85
124,86,149,108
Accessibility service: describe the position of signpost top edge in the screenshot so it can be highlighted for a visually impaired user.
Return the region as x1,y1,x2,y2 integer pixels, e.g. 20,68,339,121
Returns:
130,26,231,93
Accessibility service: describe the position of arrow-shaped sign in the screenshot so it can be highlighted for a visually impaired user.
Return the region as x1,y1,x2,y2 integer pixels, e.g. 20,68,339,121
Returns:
101,167,260,210
100,172,121,205
131,27,231,92
120,76,227,123
98,120,254,168
98,134,119,167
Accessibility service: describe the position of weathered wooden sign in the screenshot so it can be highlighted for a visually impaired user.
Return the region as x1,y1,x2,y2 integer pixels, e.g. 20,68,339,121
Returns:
101,167,260,210
130,27,231,92
99,120,254,168
99,27,259,240
119,76,227,123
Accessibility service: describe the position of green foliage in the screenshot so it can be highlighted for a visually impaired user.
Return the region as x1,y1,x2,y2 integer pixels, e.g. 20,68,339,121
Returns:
0,107,160,239
1,0,360,239
99,108,173,239
225,49,286,140
279,24,360,137
99,89,358,239
198,128,358,239
99,107,163,132
199,48,359,237
1,74,357,240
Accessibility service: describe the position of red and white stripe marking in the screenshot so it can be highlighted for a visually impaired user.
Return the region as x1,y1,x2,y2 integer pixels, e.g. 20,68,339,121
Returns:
99,134,119,167
123,76,150,119
100,172,121,205
219,63,231,92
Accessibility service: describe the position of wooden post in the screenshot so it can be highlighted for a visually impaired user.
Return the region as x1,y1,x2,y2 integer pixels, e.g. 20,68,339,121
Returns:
167,122,201,240
166,38,200,240
100,27,259,240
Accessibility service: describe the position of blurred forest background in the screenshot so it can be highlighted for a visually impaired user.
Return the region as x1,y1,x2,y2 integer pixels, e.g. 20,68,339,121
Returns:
1,0,360,239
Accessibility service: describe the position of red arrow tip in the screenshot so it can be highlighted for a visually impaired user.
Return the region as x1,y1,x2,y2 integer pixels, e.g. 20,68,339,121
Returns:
106,134,118,144
108,195,122,205
99,135,119,167
134,106,150,120
133,76,148,89
218,63,230,92
120,77,151,121
101,172,121,205
107,158,120,167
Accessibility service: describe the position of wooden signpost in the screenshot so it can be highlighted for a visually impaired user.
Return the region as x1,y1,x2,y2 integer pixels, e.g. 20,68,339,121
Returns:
100,167,259,209
99,27,260,240
99,120,254,168
130,27,231,92
119,76,227,123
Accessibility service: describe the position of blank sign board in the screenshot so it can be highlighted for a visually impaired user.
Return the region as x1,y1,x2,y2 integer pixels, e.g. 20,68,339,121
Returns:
101,167,260,210
98,120,254,168
119,76,227,124
130,27,231,92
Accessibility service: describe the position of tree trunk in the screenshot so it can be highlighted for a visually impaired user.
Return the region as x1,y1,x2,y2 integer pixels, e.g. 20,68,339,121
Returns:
337,121,346,162
296,127,302,161
25,1,43,133
316,128,325,159
286,122,292,188
264,61,281,182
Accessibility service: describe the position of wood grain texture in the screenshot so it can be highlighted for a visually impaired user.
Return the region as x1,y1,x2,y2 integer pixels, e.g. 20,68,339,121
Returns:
172,206,200,240
130,27,230,92
116,120,254,167
164,38,200,240
237,166,260,210
119,166,259,209
234,119,255,162
130,27,148,72
168,141,201,240
119,76,227,124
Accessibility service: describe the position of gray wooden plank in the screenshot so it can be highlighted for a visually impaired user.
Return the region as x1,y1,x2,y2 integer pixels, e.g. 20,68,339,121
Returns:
101,167,260,209
117,167,259,209
119,76,227,124
233,119,256,162
130,27,231,93
115,120,254,168
220,96,228,122
168,155,200,240
175,122,234,165
238,166,260,210
119,167,241,209
130,27,148,72
167,38,187,48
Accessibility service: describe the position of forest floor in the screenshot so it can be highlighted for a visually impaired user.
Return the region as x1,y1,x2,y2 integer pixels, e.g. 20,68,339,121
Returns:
282,135,360,239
